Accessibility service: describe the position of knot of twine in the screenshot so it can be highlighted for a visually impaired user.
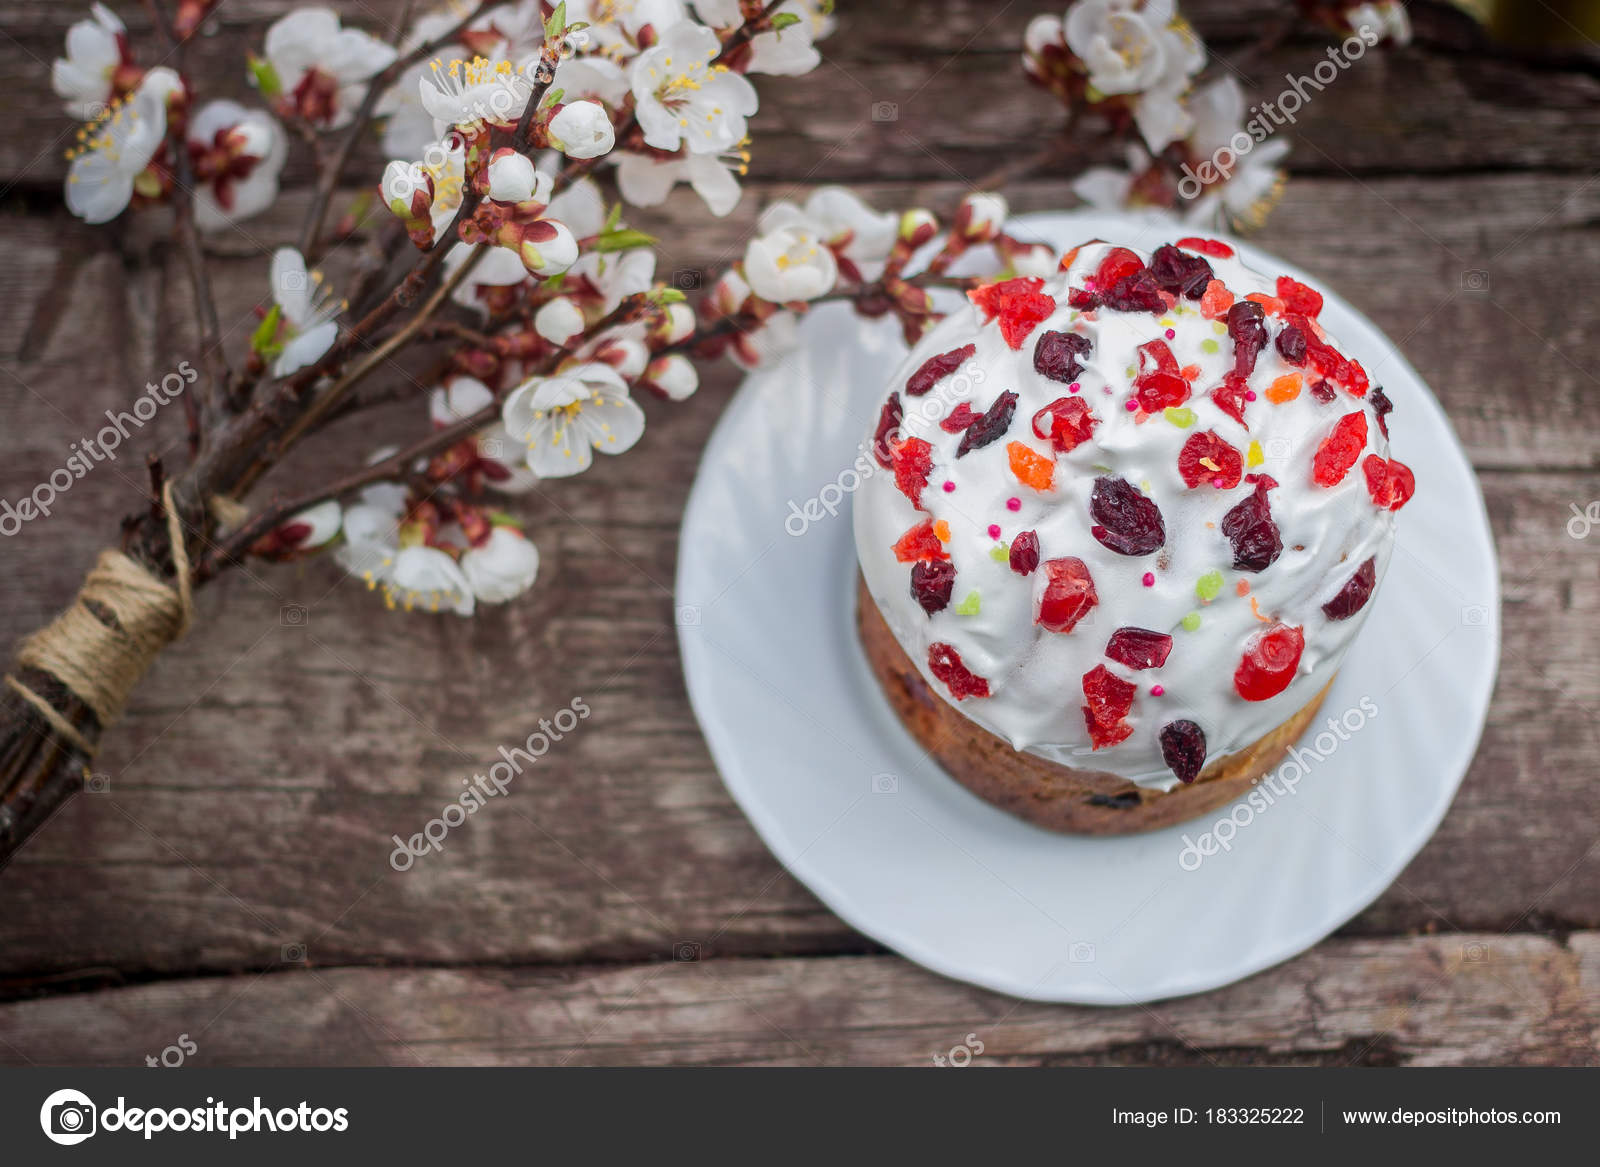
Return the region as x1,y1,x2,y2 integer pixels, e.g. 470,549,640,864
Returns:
3,482,194,756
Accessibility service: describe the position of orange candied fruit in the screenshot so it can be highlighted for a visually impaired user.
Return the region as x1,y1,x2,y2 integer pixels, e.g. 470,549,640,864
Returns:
1266,373,1302,403
933,519,952,543
1199,279,1234,319
1245,292,1285,315
1179,363,1202,382
1007,441,1054,492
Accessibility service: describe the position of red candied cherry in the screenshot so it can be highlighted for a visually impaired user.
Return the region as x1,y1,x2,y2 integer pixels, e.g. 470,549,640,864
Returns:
1177,430,1243,489
1137,338,1179,376
1094,247,1145,289
911,560,956,615
1032,396,1099,452
891,435,935,506
872,392,903,469
1105,627,1173,670
906,343,977,397
892,518,950,563
1136,371,1190,414
928,641,990,700
939,402,976,433
1176,236,1234,258
967,277,1055,349
1082,664,1136,749
1210,371,1252,426
1034,330,1093,384
1322,556,1377,620
1037,556,1098,633
1312,412,1368,486
1009,530,1040,576
1159,720,1207,784
1362,454,1415,511
1233,623,1305,701
1275,276,1324,318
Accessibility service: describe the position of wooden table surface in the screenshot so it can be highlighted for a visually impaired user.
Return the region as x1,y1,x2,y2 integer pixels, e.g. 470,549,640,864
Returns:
0,0,1597,1066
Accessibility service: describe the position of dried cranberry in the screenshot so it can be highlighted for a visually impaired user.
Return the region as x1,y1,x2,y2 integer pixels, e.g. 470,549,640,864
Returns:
1275,276,1324,318
1310,379,1336,403
1222,477,1282,571
892,518,949,563
1105,627,1173,670
1033,330,1092,384
1312,412,1368,487
1322,556,1377,620
1362,454,1415,511
1082,664,1136,749
906,343,976,396
1037,556,1098,633
1227,300,1269,377
1275,323,1308,365
1101,269,1167,314
1369,385,1393,438
928,641,990,700
1233,623,1304,701
956,390,1020,457
891,436,934,506
872,392,903,469
939,402,976,433
1150,243,1215,300
1159,720,1207,784
1090,476,1165,556
1290,313,1366,397
1210,372,1252,426
1067,287,1100,310
911,560,956,614
1177,430,1244,489
1009,529,1040,576
1094,247,1144,288
1032,396,1098,452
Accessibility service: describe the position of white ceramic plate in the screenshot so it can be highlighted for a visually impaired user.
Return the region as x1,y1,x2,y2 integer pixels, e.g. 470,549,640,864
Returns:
676,213,1500,1004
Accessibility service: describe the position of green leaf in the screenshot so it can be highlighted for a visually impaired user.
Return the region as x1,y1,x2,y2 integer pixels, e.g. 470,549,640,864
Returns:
250,304,284,358
603,201,623,233
593,227,658,253
770,12,801,32
540,87,565,110
648,286,687,305
544,1,567,40
247,54,281,99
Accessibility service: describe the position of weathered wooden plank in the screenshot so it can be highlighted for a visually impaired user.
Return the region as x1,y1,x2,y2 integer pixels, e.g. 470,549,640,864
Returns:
0,933,1594,1065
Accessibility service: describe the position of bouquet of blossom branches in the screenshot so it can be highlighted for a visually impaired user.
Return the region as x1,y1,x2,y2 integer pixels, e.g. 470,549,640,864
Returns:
0,0,1410,865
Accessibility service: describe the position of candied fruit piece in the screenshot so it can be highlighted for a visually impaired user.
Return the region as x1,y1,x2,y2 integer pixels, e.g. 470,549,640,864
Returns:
1312,412,1368,487
1105,627,1173,670
1090,476,1165,556
1275,276,1324,318
1136,370,1191,414
1233,623,1304,701
1275,323,1308,365
957,390,1020,457
1082,664,1137,749
1222,477,1283,571
1032,397,1099,452
1200,279,1234,320
939,402,976,433
906,343,976,397
1067,287,1100,310
1176,236,1234,258
1149,244,1215,300
1034,330,1092,384
1007,440,1055,492
891,436,934,506
1322,556,1377,620
1362,454,1415,511
1102,269,1167,314
872,392,903,469
1177,430,1243,489
1094,247,1144,288
1159,720,1207,784
1137,337,1179,376
1245,292,1285,315
1009,529,1040,575
1310,379,1336,403
1210,371,1252,426
1290,312,1366,397
910,560,955,614
969,277,1055,348
1369,385,1394,437
1227,300,1269,377
928,641,990,700
1266,373,1302,404
1037,556,1098,633
893,518,950,563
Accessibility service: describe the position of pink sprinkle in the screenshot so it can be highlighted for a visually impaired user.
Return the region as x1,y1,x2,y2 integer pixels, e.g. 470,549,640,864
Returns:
1150,685,1165,697
1165,328,1176,339
1068,382,1081,394
1244,390,1257,401
942,480,956,493
1125,400,1139,412
987,523,1002,540
1005,497,1021,512
1142,572,1155,587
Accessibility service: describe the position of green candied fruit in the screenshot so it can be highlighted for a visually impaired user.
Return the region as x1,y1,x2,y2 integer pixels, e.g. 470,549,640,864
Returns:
989,544,1009,563
1200,338,1220,354
1196,570,1225,602
956,590,981,616
1181,611,1203,632
1164,406,1196,428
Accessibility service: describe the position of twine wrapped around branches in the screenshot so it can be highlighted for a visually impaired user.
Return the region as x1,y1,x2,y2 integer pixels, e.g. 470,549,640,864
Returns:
2,483,193,756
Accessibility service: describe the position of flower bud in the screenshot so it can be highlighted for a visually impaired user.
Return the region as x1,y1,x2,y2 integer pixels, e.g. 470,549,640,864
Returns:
955,192,1008,242
547,100,615,160
487,149,542,204
534,297,586,345
642,354,698,401
515,220,578,277
898,208,938,247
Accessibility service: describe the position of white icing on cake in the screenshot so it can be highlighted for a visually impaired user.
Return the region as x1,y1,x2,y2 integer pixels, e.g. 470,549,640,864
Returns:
853,240,1403,791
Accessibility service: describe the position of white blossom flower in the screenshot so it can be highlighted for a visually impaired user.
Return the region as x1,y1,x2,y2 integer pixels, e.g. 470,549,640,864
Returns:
631,22,758,154
1345,2,1411,45
63,69,179,224
640,353,698,400
336,499,477,616
550,56,629,108
1180,77,1288,229
548,100,615,159
501,362,645,478
52,2,136,120
752,187,896,282
567,247,657,317
566,0,688,61
1063,0,1203,152
462,525,540,603
263,7,398,128
187,100,288,231
429,375,539,492
269,247,341,377
546,175,609,238
691,0,833,75
535,297,586,345
613,145,745,216
420,55,533,132
742,216,838,303
443,242,530,314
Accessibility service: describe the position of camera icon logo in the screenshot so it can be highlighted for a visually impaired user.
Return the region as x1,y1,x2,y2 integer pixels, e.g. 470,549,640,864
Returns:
479,436,505,460
1069,941,1096,963
281,942,307,963
278,268,308,294
280,604,309,627
871,100,899,122
673,268,702,291
1461,605,1488,627
675,605,701,627
1462,941,1490,963
40,1088,97,1145
1263,437,1292,460
870,772,898,794
1460,269,1490,294
84,772,111,794
673,940,702,962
